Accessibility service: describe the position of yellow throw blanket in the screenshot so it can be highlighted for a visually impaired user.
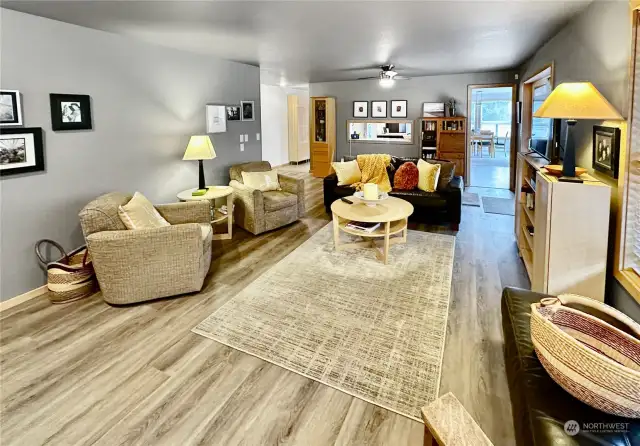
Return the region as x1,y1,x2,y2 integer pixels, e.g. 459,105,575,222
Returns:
351,154,392,193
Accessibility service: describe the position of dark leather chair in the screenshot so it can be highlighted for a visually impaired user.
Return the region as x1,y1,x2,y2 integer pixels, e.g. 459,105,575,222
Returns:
323,156,463,229
501,287,640,445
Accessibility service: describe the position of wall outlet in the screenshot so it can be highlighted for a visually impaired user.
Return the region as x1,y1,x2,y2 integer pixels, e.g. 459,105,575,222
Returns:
240,143,244,152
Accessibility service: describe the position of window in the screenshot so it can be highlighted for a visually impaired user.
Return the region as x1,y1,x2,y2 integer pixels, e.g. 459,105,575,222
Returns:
480,101,511,123
615,11,640,303
532,82,553,140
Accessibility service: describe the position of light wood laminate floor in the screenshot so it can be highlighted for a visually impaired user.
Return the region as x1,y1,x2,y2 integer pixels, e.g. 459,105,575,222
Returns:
0,168,528,446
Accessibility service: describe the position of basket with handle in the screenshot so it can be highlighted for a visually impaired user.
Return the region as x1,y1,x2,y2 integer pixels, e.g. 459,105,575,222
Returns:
35,239,97,304
531,294,640,418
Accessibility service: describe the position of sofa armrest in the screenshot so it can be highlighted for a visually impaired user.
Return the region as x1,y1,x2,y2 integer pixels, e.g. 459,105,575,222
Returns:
279,174,305,217
86,224,205,304
444,175,464,193
323,173,339,211
439,175,463,227
230,180,264,234
156,201,211,225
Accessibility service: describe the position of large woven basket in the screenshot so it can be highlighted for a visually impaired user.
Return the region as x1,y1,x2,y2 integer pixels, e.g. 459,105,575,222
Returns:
531,294,640,418
36,240,97,304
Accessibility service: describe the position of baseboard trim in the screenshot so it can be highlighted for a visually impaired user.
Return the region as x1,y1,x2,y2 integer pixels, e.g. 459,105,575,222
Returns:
0,285,48,313
289,160,310,165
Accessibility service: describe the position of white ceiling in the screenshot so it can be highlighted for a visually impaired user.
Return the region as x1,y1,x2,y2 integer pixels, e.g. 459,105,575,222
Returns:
2,1,592,84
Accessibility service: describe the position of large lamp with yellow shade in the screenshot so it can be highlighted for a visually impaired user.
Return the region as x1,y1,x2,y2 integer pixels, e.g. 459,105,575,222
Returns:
183,135,216,190
533,82,623,181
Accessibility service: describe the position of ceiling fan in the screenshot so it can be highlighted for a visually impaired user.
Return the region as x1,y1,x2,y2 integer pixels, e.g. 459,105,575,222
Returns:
356,64,411,87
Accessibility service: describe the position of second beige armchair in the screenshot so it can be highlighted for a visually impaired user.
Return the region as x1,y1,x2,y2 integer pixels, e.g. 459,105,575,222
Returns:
229,161,305,235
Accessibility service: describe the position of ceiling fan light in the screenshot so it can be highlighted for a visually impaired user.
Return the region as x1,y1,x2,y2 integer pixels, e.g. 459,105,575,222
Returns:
379,77,395,88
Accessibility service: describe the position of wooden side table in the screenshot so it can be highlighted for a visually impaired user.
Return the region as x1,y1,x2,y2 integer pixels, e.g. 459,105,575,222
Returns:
421,393,494,446
177,186,233,240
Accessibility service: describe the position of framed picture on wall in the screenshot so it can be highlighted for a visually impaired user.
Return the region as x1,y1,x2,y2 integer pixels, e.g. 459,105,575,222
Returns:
422,102,445,117
353,101,368,118
226,105,241,121
50,94,92,131
0,127,44,176
371,101,387,118
391,100,407,118
0,90,22,126
206,105,226,133
241,100,255,121
592,125,620,178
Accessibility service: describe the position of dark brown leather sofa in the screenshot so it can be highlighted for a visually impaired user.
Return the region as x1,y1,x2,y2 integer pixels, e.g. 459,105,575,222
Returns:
502,287,640,445
323,156,463,229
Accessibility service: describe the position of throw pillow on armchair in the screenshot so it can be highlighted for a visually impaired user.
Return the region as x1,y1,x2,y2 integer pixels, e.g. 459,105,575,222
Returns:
393,162,419,190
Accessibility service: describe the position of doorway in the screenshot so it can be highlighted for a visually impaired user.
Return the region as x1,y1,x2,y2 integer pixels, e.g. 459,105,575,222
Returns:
467,84,517,190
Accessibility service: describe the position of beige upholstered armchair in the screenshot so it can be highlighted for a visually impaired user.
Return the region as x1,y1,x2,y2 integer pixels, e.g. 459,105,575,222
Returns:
229,161,305,235
78,192,212,305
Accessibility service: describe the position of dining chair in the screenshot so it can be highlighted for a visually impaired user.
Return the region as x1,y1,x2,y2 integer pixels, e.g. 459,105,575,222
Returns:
494,131,510,157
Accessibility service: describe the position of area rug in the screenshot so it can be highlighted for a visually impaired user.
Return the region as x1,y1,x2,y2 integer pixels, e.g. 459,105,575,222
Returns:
481,196,515,215
462,191,481,207
193,224,455,421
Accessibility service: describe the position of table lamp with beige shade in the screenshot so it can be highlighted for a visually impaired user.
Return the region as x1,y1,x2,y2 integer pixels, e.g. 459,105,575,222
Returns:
533,82,623,182
183,135,216,190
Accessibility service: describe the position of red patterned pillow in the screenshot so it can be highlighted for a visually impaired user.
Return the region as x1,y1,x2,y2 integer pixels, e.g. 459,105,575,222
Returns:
393,162,419,190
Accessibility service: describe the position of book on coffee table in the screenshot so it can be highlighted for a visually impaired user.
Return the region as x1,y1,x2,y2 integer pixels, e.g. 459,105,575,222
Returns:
345,221,381,233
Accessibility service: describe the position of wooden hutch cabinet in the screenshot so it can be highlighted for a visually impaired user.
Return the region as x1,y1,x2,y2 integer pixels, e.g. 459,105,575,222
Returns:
309,97,336,178
419,117,467,180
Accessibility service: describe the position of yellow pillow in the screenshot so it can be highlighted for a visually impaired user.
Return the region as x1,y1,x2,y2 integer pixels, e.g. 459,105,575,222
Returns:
118,192,170,230
241,170,281,191
332,160,362,186
417,159,441,192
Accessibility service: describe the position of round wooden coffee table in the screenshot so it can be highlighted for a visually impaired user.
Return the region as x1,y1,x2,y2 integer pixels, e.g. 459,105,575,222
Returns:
330,196,414,264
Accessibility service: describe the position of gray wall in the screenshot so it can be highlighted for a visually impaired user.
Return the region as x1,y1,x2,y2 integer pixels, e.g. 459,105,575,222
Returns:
309,71,516,160
519,1,630,173
519,1,639,321
0,9,262,300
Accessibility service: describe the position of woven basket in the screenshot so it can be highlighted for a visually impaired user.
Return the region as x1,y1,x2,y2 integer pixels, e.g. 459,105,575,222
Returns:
531,294,640,418
36,240,97,304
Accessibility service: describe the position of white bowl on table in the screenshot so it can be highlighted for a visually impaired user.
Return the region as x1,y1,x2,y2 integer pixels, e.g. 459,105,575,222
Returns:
353,191,389,207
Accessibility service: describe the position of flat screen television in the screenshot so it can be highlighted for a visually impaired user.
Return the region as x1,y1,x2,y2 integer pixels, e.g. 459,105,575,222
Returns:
529,119,562,161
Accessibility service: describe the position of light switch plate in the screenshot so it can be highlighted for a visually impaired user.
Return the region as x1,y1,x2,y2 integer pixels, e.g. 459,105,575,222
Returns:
244,134,249,141
240,143,244,152
240,135,244,143
256,133,261,141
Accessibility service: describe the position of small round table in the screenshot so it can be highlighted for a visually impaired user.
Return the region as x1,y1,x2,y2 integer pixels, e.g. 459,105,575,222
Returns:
330,196,414,264
177,186,233,240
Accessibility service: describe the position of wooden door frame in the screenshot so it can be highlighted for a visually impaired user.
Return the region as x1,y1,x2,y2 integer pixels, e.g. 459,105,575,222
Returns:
466,83,518,190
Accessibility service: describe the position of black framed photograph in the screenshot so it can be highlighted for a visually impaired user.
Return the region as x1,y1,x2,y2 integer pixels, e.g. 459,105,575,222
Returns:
371,100,387,118
241,100,254,121
50,94,92,131
353,101,368,118
391,100,407,118
0,127,44,176
592,125,620,178
226,105,240,121
0,90,23,126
